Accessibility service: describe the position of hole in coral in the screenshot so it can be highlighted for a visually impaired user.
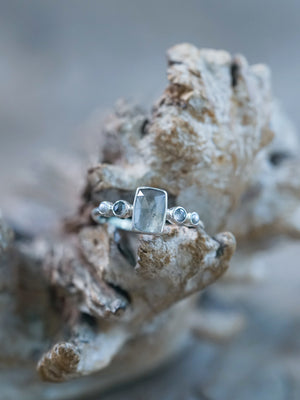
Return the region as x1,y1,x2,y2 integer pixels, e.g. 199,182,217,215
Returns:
107,282,131,304
230,61,240,87
80,312,98,329
114,229,136,267
269,151,291,166
141,118,149,136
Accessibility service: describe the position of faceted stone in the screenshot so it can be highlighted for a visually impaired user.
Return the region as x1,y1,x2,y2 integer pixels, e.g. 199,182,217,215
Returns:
173,207,187,223
113,200,126,216
133,187,167,233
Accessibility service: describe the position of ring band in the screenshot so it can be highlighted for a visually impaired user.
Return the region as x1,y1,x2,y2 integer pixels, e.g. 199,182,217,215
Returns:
91,186,204,235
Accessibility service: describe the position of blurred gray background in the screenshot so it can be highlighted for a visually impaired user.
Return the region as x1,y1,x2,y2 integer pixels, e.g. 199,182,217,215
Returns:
0,0,299,191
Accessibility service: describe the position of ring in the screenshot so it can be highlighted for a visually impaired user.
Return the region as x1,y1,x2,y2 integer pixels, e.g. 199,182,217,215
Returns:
91,186,204,235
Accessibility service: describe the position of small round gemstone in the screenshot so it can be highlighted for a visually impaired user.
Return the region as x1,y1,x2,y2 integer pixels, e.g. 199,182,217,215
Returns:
191,212,200,225
99,202,109,214
113,200,126,216
174,207,187,223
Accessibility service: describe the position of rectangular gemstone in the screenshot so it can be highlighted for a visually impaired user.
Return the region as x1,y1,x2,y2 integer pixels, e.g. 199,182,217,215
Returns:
132,187,167,233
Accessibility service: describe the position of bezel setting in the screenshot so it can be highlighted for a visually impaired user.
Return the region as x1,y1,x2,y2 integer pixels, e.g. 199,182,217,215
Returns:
190,211,200,225
112,200,132,218
173,207,187,223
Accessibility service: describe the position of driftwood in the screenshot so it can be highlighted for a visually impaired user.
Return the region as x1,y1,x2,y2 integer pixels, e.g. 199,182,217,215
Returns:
0,43,299,400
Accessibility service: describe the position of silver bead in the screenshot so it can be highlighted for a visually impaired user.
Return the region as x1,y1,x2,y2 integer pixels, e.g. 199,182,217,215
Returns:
98,201,113,216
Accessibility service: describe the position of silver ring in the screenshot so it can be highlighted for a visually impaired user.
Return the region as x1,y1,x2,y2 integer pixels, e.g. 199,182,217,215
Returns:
91,186,204,235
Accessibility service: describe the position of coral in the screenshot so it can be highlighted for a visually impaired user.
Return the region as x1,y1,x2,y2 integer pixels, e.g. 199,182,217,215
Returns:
0,43,299,399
